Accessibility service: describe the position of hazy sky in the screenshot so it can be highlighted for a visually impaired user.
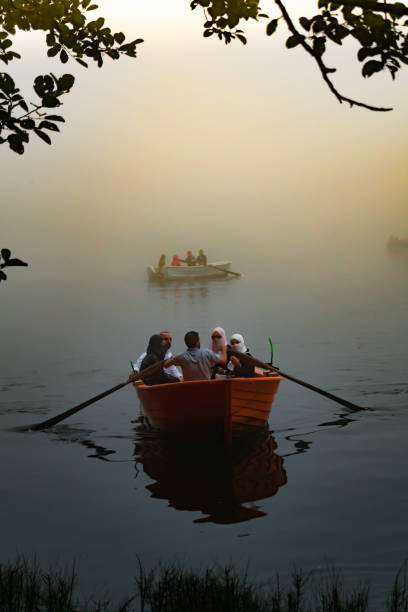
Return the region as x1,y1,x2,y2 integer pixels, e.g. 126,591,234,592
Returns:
2,0,408,279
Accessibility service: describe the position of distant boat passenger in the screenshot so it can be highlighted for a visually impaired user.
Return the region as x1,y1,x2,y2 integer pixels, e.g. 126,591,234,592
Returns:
171,254,181,266
157,254,166,274
182,251,196,266
196,249,207,266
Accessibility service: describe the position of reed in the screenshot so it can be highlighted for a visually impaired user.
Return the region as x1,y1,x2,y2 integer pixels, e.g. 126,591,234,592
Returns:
387,562,408,612
0,556,134,611
1,557,408,611
136,563,369,612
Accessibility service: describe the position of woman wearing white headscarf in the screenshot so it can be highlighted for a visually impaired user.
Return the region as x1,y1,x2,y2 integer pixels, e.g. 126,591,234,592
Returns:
227,333,255,378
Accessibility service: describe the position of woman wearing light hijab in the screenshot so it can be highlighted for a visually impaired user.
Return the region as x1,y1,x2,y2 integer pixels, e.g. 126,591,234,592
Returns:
210,327,227,355
228,333,255,378
209,327,227,378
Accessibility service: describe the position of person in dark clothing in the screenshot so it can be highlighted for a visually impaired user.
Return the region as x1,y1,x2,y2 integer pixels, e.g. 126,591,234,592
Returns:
140,334,180,386
196,249,207,265
182,250,196,266
227,333,255,378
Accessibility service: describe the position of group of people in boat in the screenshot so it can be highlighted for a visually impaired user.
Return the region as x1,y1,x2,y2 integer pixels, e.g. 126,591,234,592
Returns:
132,327,267,386
157,250,207,272
387,235,408,249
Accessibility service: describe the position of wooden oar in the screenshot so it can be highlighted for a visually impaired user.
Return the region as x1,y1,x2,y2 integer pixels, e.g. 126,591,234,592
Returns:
228,349,362,410
16,360,166,432
207,264,241,277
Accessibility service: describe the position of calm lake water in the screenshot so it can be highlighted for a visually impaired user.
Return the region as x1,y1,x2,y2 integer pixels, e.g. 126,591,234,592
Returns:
1,245,407,609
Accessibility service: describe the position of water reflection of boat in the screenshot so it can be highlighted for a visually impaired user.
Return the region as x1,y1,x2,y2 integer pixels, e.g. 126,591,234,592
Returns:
135,376,282,444
147,261,232,281
147,275,235,306
133,428,287,524
387,236,408,252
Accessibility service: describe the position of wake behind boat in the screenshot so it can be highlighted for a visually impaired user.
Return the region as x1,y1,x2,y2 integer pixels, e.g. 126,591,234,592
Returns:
134,375,282,444
147,260,233,281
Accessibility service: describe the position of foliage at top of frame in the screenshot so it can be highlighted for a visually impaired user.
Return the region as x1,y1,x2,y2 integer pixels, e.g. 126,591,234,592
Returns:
0,0,143,153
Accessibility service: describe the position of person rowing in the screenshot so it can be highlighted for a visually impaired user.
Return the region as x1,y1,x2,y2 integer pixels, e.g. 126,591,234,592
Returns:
133,331,182,380
139,334,181,386
196,249,207,265
165,330,227,381
181,251,196,266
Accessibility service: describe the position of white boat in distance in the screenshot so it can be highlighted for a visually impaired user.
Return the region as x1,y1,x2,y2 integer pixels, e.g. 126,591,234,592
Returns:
147,260,232,281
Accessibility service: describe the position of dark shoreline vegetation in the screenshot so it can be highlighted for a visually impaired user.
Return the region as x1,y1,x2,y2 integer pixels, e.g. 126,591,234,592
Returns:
1,558,408,612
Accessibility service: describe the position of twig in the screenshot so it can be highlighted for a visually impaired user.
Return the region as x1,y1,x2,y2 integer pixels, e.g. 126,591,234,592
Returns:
274,0,393,111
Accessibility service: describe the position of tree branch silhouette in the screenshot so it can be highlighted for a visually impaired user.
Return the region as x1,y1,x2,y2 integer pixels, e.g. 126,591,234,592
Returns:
274,0,393,111
2,0,408,156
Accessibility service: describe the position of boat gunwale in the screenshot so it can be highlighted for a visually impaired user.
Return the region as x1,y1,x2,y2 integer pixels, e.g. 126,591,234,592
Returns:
135,375,283,393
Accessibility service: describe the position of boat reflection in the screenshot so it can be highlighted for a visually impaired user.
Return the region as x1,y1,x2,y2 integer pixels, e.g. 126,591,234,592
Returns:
132,426,287,524
147,276,234,305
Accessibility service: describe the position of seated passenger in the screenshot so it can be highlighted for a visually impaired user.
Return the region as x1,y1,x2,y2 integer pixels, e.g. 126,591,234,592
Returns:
165,330,226,381
196,249,207,266
209,327,228,379
210,327,227,355
171,254,181,266
140,334,180,386
181,250,196,266
227,333,255,378
157,253,166,274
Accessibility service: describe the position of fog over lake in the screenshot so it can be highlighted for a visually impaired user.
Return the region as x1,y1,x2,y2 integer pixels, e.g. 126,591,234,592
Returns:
1,0,408,608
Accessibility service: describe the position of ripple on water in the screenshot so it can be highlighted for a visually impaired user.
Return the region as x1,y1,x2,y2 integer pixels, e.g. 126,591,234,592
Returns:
361,382,408,396
66,369,105,378
45,424,118,461
0,400,50,416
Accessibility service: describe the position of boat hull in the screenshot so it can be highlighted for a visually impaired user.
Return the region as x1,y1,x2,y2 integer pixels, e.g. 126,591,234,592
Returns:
147,261,232,281
135,376,282,443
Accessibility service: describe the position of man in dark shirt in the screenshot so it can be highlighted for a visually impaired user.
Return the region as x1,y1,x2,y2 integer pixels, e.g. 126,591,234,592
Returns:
196,249,207,265
182,251,196,266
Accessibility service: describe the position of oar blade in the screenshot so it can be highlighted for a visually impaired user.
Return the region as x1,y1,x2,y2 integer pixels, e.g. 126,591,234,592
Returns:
228,349,362,411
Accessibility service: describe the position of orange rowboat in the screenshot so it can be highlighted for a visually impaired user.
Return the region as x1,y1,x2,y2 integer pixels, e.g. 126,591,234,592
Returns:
135,376,282,444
